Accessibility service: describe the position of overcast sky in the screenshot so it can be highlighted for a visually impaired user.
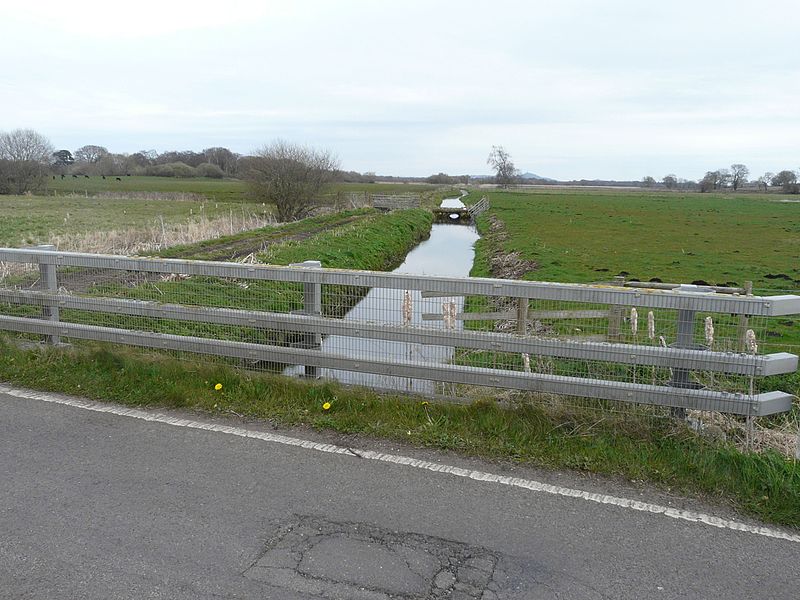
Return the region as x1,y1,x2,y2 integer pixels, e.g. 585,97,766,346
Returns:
1,0,798,180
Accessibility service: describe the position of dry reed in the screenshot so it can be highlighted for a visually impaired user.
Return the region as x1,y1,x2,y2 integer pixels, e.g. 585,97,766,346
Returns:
0,212,275,282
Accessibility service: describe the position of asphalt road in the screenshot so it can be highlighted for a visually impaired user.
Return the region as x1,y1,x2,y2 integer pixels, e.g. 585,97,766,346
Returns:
1,386,797,599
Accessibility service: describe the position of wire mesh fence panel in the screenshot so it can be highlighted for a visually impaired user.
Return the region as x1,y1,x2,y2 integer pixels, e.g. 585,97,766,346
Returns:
0,246,798,455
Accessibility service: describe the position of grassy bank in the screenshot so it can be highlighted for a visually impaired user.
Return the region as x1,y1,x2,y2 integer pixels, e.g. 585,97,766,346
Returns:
88,209,431,322
157,209,375,261
257,208,433,270
1,338,797,528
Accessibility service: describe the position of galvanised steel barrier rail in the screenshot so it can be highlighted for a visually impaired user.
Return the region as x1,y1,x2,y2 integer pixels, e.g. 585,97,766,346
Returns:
0,246,798,416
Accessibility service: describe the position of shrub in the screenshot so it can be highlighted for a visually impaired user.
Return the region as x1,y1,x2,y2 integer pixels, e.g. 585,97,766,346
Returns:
196,162,225,179
146,164,175,177
169,162,197,178
144,162,197,178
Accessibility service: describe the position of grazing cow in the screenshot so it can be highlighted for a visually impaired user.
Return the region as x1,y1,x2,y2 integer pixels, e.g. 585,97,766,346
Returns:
84,175,89,178
102,175,106,179
60,174,65,179
115,177,122,181
52,175,56,180
126,173,131,176
72,174,78,178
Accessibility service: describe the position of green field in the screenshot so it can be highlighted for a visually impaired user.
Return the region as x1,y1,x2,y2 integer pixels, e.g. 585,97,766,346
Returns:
469,189,800,294
47,175,248,201
0,194,263,248
466,188,800,394
45,175,454,205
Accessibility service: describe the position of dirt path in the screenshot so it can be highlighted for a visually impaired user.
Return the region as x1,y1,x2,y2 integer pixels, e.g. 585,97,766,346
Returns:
56,214,368,293
164,214,366,261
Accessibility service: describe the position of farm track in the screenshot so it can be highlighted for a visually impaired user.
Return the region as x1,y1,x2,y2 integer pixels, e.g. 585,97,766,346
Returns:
164,214,366,261
55,213,369,294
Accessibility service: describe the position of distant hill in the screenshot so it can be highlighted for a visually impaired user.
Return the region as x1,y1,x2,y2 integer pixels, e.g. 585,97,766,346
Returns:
471,171,556,182
519,171,556,182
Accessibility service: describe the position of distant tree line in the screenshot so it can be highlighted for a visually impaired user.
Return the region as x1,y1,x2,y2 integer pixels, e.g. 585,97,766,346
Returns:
52,145,238,179
642,163,799,194
4,128,797,198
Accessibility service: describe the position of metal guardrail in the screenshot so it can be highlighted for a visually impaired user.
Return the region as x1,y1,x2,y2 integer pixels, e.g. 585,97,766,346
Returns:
0,247,798,416
468,196,490,218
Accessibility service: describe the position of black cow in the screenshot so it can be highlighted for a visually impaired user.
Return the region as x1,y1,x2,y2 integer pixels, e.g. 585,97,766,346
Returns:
84,175,89,178
72,174,78,178
115,177,122,181
102,175,106,179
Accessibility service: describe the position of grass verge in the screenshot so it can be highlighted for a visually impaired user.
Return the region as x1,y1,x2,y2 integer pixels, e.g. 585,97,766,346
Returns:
1,338,798,528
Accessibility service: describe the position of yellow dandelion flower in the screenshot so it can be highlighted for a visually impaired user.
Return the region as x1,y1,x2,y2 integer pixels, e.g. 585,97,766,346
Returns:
322,402,331,410
421,401,429,406
214,383,223,391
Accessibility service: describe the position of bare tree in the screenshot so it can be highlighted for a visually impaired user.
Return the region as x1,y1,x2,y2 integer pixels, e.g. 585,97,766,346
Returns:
74,145,109,164
203,147,238,175
245,140,339,221
0,128,54,194
757,172,774,192
487,146,517,187
641,175,656,188
700,169,731,192
662,174,677,189
730,163,749,191
771,170,799,194
699,171,716,193
716,168,732,189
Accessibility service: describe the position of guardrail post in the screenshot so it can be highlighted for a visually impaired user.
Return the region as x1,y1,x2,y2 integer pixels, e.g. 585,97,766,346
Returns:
291,260,322,378
37,244,60,345
736,281,753,351
669,307,697,419
516,297,528,335
607,275,625,341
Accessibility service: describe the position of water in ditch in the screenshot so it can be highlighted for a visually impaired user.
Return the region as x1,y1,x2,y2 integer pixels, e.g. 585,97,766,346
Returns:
285,196,479,393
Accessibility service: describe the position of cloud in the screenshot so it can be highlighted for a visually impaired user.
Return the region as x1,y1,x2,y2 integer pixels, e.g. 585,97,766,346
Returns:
9,0,287,38
1,0,798,178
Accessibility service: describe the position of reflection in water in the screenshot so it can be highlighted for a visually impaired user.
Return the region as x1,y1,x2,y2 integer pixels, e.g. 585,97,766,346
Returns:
286,196,479,393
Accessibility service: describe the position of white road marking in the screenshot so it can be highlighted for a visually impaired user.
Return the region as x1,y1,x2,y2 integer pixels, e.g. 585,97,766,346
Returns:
3,383,799,544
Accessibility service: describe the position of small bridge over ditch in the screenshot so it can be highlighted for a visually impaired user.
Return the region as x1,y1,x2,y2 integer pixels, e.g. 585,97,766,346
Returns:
432,196,490,223
432,207,471,223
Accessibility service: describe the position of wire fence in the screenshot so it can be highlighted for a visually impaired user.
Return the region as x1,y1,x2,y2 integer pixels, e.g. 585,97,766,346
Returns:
1,246,798,455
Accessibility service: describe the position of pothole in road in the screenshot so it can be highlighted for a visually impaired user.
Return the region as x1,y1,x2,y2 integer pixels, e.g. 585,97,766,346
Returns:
245,515,501,599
